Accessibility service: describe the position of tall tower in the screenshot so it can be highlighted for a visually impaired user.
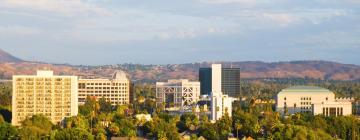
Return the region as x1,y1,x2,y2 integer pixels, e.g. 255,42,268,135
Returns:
210,64,236,121
199,64,240,98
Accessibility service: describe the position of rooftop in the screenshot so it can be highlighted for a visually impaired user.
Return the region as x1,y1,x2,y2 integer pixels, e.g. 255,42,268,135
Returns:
112,70,128,80
279,86,333,93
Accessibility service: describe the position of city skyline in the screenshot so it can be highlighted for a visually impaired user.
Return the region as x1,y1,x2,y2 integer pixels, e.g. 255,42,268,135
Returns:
0,0,359,65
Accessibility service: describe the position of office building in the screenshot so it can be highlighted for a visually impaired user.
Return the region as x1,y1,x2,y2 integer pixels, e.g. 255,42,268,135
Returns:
12,70,78,126
276,86,352,116
199,65,240,97
78,70,130,106
209,64,237,121
156,79,200,109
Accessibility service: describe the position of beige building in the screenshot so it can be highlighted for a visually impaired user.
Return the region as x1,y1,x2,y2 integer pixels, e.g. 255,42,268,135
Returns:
12,70,78,126
276,86,352,116
156,79,200,109
78,70,130,105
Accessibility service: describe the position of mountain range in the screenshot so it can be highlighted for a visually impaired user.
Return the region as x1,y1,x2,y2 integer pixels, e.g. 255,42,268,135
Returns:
0,49,22,63
0,49,359,81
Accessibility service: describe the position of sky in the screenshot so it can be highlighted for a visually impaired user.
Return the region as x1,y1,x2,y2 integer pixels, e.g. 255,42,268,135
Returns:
0,0,359,65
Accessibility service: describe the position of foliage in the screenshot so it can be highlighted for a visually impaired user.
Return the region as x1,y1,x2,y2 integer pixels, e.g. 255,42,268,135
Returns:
0,122,18,139
143,113,181,140
0,82,12,107
51,128,94,140
19,114,54,139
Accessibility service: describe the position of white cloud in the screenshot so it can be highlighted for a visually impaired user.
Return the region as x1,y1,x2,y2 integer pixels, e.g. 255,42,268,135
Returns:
0,25,40,35
260,13,297,26
198,0,269,4
293,31,360,49
0,0,112,17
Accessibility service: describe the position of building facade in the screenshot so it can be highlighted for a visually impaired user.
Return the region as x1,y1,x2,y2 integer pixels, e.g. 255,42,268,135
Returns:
199,66,240,98
276,86,352,116
209,64,237,121
78,70,130,106
12,70,78,126
156,79,200,109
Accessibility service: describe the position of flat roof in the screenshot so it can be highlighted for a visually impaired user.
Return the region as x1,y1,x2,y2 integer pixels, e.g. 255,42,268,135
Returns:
283,86,330,91
279,86,333,94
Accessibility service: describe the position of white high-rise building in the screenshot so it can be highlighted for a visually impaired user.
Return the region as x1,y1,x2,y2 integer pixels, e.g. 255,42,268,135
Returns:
12,70,78,126
210,64,236,121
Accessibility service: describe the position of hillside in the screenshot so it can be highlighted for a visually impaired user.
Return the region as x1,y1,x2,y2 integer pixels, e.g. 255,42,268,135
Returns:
0,49,359,81
0,49,22,63
0,61,359,82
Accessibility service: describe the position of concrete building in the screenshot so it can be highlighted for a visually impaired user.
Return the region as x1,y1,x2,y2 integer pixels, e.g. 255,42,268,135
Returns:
156,79,200,110
12,70,78,126
209,64,237,121
78,70,130,106
276,86,352,116
199,65,240,98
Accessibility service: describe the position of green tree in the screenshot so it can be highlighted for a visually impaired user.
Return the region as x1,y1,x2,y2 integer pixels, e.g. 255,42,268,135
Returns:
199,122,219,140
216,113,232,139
99,98,112,113
116,118,137,137
64,116,89,130
20,114,53,139
0,122,18,139
51,128,94,140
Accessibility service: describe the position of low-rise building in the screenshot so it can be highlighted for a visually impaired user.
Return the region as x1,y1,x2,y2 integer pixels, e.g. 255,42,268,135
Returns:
78,70,131,106
276,86,352,116
156,79,200,110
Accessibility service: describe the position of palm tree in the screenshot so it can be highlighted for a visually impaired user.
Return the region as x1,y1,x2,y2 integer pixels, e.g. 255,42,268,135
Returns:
234,121,242,139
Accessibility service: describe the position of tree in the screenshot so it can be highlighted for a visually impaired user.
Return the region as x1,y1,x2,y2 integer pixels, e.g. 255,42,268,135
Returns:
79,96,99,117
51,128,94,140
109,123,120,136
199,122,219,140
0,114,4,124
99,98,112,113
116,118,137,137
234,121,242,139
19,114,53,139
0,83,12,107
216,113,232,139
143,113,181,140
64,116,89,130
178,113,199,132
0,122,18,139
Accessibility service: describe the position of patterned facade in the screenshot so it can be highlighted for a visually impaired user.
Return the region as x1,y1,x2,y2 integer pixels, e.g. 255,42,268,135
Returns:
156,79,200,109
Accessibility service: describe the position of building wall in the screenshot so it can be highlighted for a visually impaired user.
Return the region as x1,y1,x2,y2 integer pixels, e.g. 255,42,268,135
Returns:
199,68,212,95
78,78,130,105
276,86,352,116
221,68,240,98
199,66,240,98
12,71,78,126
276,91,335,115
156,79,200,109
313,102,352,116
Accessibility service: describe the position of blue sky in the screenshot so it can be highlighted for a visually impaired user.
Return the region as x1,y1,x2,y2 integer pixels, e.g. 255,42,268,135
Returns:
0,0,359,65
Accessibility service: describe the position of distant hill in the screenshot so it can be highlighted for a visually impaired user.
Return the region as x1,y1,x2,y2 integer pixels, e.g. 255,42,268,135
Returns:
0,49,22,63
0,61,359,82
0,49,359,81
